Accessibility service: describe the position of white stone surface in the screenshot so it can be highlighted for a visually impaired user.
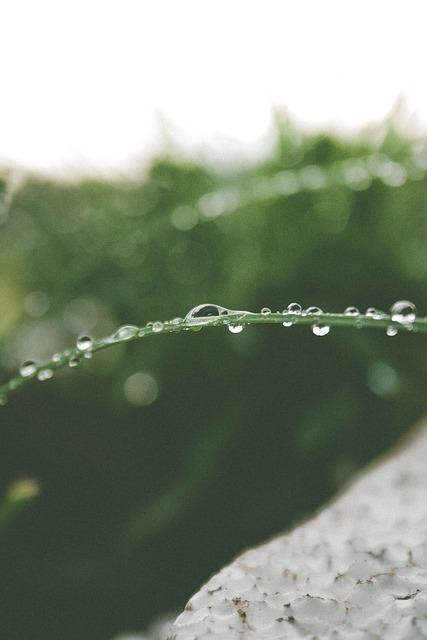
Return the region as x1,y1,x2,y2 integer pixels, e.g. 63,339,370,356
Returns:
166,423,427,639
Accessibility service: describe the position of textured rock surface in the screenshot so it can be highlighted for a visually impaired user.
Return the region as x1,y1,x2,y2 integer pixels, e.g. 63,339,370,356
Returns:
166,423,427,639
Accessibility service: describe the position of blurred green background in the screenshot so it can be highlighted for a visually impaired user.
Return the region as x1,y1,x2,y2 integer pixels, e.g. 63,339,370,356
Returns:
1,117,427,639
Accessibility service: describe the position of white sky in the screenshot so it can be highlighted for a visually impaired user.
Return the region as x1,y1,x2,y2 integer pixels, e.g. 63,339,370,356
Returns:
1,1,427,176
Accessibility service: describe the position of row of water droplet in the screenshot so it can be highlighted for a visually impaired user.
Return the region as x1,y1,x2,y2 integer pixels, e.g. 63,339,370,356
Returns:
182,300,418,337
0,299,419,407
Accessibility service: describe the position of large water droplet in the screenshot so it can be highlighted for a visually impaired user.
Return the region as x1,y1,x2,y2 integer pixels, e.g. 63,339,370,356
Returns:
37,369,53,381
344,306,360,316
152,321,164,333
387,326,398,337
19,361,37,377
185,304,228,319
261,307,271,315
228,324,244,334
312,324,330,336
76,335,93,351
390,300,417,325
113,325,139,340
366,307,386,320
287,303,302,314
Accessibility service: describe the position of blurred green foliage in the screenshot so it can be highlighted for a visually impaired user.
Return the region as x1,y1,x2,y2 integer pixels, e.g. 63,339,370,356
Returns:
1,118,427,639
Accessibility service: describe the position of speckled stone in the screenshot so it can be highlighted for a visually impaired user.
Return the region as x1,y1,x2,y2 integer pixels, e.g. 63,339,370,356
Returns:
167,423,427,639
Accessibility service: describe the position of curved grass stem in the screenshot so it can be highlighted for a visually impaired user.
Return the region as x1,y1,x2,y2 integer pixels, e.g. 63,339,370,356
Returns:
1,308,427,404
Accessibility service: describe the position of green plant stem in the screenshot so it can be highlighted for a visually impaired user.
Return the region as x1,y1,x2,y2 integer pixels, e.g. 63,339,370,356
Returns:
1,310,427,403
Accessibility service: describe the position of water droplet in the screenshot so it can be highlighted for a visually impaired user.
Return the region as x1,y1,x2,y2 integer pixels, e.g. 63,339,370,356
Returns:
287,303,302,314
344,306,360,316
261,307,271,315
366,307,386,320
387,326,398,337
83,351,93,359
0,395,7,406
282,320,294,327
390,300,417,325
305,306,322,315
37,369,53,381
312,324,330,336
170,317,183,325
185,304,228,319
228,324,244,334
68,357,81,368
19,361,37,377
76,335,93,351
52,353,61,363
152,321,163,333
113,325,139,340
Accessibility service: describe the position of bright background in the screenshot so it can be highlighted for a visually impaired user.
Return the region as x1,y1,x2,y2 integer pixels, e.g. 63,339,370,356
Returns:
1,0,426,175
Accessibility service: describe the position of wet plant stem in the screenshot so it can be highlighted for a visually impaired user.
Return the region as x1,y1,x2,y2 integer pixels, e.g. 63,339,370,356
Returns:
1,309,427,404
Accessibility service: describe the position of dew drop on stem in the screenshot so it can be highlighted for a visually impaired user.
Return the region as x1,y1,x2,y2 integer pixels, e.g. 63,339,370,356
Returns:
261,307,271,315
185,304,228,319
305,306,322,315
37,369,53,381
76,335,93,351
113,325,139,341
390,300,417,325
19,361,37,377
387,326,398,337
287,303,302,314
366,307,386,320
312,324,330,336
344,306,360,316
68,357,81,368
228,324,244,334
152,321,164,333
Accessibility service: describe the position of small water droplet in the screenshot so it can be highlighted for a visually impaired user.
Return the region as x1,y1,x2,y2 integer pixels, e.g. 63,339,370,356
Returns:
76,335,93,351
170,317,183,325
68,357,81,368
19,360,37,377
287,303,302,314
366,307,386,320
37,369,53,381
261,307,271,315
228,324,244,334
282,321,294,327
0,395,7,406
152,321,164,333
52,353,61,363
344,306,360,316
312,324,330,336
305,306,323,315
390,300,417,325
83,351,93,359
113,325,139,340
387,326,398,337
